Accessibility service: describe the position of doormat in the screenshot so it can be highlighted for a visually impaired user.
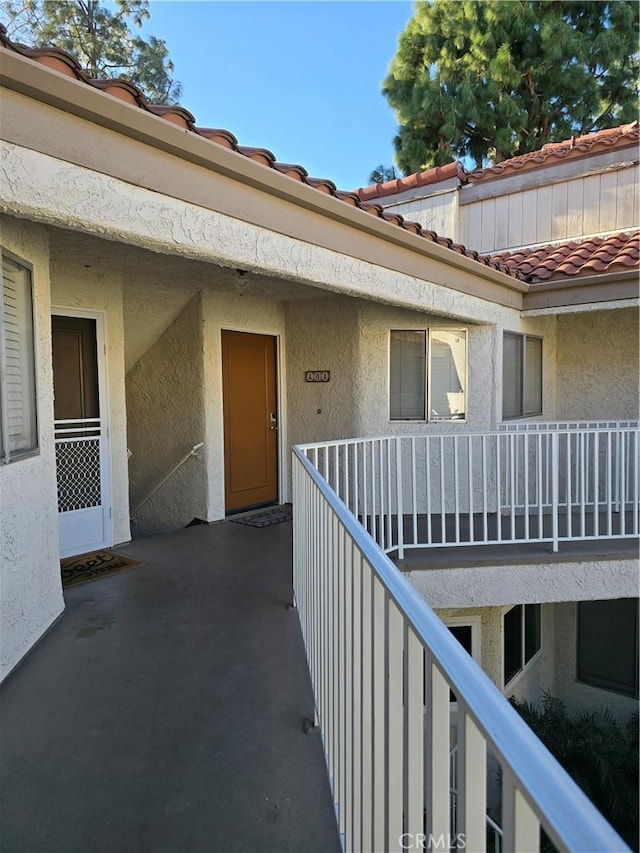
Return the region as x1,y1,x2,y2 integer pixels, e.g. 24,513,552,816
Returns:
229,504,293,528
61,550,144,588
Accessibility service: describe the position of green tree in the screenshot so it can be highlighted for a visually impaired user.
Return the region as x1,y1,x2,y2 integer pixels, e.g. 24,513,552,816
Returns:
368,164,399,184
511,694,639,849
383,1,639,173
1,0,181,104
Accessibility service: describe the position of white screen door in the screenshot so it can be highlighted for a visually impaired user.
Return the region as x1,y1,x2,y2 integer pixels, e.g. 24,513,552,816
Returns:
52,310,111,558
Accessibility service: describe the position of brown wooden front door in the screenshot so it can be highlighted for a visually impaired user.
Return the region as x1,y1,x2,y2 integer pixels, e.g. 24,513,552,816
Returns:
222,330,278,512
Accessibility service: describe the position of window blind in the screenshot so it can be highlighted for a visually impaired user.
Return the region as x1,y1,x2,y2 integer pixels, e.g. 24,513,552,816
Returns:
502,333,522,419
524,336,543,415
1,256,37,461
390,330,425,420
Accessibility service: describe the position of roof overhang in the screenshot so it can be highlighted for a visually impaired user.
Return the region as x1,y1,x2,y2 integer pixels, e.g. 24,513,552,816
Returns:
0,47,527,308
522,270,639,313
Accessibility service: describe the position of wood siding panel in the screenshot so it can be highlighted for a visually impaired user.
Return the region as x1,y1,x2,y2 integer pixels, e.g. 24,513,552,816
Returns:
520,188,538,246
535,185,553,244
599,170,618,233
566,179,584,239
507,193,523,248
494,197,510,250
480,197,495,252
460,205,469,246
466,202,483,249
582,175,601,236
615,166,637,230
551,182,568,241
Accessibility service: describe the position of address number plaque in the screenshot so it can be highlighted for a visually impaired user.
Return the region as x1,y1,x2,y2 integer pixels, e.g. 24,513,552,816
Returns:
305,370,331,383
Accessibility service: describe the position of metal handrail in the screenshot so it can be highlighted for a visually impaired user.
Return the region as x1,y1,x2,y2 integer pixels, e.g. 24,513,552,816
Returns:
292,444,629,852
130,442,204,517
298,425,639,557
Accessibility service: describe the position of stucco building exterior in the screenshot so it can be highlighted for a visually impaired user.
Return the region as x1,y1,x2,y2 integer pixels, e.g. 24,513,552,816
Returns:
1,24,638,752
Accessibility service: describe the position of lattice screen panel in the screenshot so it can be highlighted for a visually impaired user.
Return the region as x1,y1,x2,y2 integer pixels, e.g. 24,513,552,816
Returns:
56,439,102,512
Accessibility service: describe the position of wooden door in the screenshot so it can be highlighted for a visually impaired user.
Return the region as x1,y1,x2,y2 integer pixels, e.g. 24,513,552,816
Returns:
222,330,278,512
52,314,111,557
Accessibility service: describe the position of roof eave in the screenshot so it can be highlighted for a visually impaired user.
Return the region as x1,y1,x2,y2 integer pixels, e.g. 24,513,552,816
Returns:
522,269,639,312
0,46,525,297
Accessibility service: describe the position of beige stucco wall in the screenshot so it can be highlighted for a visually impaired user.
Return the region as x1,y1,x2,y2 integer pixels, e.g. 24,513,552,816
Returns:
0,216,64,681
202,289,288,520
556,308,639,420
554,601,638,725
127,293,207,537
435,604,555,700
406,556,638,609
50,259,131,546
286,297,360,446
355,304,557,435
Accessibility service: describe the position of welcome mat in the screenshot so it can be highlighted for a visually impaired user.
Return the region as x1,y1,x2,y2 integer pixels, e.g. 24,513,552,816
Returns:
61,550,144,588
229,504,293,528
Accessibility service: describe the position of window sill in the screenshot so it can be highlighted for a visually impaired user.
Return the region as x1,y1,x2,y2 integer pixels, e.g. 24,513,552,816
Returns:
1,447,41,465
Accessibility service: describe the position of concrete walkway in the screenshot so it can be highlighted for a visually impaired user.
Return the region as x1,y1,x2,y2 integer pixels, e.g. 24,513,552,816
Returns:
0,520,341,853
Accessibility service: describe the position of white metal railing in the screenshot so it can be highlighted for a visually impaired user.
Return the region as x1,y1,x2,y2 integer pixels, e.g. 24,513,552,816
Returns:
297,424,639,558
292,447,629,853
498,419,639,431
450,744,503,853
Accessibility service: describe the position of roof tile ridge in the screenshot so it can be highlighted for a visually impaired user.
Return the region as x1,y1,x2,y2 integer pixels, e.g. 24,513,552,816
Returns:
354,160,466,202
0,24,526,282
469,122,640,183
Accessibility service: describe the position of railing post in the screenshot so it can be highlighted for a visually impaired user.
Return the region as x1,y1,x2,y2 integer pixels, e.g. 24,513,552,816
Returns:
395,437,404,559
551,431,559,552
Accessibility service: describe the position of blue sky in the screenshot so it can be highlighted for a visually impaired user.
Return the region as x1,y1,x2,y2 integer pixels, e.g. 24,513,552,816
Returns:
142,1,415,190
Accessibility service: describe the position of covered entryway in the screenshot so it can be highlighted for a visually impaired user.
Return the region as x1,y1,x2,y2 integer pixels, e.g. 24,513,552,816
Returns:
52,310,112,557
222,330,278,512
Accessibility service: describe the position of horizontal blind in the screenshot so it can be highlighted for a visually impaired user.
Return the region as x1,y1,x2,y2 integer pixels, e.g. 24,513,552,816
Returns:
390,330,426,420
524,337,543,416
502,333,522,419
1,256,37,459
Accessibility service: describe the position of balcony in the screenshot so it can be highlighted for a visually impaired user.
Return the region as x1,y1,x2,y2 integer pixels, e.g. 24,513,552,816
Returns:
1,423,635,852
292,421,638,852
0,520,341,853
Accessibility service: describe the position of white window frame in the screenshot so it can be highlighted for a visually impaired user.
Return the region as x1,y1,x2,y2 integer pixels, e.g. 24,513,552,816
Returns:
502,332,543,420
389,327,468,423
0,250,39,464
442,615,481,709
502,603,542,691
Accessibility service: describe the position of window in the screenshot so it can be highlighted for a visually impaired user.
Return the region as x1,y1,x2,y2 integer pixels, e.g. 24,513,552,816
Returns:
502,332,542,419
503,604,541,686
577,599,639,698
390,329,466,421
0,253,38,463
445,616,481,703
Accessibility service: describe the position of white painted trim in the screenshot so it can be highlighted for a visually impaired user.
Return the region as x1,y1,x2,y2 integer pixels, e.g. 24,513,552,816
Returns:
501,604,543,693
522,297,639,317
442,614,482,666
387,326,470,424
51,306,113,555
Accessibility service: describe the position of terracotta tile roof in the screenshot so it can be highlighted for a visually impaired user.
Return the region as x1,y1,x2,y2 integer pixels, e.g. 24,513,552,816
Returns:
0,26,522,282
469,122,640,183
355,162,467,202
487,231,640,283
